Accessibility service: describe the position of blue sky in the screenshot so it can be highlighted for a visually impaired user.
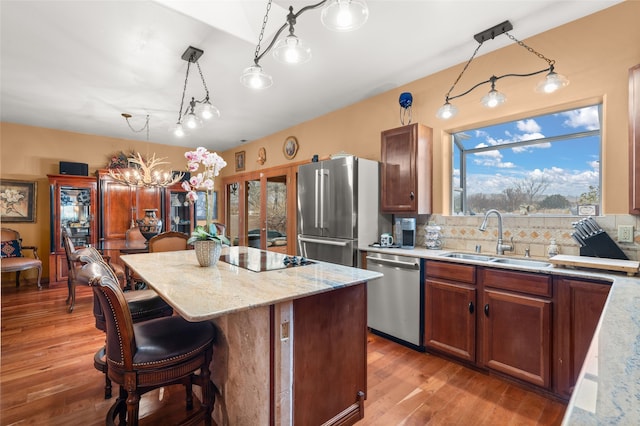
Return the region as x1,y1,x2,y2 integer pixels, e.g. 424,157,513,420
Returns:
453,104,600,199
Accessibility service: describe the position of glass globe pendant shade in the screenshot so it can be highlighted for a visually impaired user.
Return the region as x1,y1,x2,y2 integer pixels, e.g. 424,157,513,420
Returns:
273,35,311,64
536,70,569,94
321,0,369,32
199,99,221,120
241,64,273,89
184,110,201,129
172,122,185,138
481,89,506,108
436,102,458,120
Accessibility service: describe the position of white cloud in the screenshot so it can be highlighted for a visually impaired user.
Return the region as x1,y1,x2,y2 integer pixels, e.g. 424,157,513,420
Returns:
516,119,541,133
558,106,600,130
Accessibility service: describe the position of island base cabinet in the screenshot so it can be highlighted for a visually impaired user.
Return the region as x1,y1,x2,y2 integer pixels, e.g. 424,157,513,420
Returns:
482,289,551,388
425,279,476,362
210,283,367,426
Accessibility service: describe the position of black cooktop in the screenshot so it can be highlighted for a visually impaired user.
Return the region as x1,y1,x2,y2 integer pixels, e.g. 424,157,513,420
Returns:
220,250,314,272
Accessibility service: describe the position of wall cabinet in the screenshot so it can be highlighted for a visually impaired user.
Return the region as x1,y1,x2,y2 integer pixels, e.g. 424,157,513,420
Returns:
554,277,610,399
425,261,477,362
380,123,432,214
47,174,98,285
629,64,640,214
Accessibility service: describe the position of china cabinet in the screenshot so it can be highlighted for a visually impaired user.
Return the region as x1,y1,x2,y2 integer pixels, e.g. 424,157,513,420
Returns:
380,123,432,214
47,174,97,285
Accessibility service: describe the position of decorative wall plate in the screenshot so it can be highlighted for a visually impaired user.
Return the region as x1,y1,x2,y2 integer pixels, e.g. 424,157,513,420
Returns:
257,147,266,165
283,136,298,160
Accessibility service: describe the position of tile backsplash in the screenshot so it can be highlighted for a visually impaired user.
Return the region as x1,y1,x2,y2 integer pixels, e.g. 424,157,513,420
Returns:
415,214,640,261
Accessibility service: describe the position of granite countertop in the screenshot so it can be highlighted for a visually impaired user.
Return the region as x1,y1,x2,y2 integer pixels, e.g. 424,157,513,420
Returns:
361,245,640,425
120,246,382,322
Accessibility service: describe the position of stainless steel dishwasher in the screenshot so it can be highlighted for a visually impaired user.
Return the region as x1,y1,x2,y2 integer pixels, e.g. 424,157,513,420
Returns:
366,251,424,350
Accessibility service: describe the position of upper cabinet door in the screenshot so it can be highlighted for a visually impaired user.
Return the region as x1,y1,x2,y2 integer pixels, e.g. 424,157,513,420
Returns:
629,64,640,214
380,123,432,214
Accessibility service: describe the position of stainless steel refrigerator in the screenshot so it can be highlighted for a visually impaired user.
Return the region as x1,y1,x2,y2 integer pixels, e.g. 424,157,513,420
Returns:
297,156,379,266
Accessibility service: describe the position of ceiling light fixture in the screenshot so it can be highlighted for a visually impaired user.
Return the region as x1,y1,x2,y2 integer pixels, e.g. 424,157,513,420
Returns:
436,20,569,120
110,114,184,188
172,46,220,137
241,0,369,90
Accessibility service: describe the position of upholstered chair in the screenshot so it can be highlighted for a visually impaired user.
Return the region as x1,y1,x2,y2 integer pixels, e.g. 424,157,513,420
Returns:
1,227,42,289
77,248,173,399
79,262,215,425
147,231,189,253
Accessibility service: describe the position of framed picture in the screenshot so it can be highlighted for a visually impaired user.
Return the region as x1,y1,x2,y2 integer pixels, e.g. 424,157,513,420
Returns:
0,179,37,222
235,151,246,172
195,191,218,221
283,136,298,160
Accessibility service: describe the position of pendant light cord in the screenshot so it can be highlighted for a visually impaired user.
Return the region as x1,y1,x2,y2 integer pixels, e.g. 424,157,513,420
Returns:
444,41,483,101
253,0,273,64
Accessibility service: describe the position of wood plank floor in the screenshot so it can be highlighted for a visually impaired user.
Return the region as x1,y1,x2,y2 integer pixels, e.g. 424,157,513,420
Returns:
0,281,566,425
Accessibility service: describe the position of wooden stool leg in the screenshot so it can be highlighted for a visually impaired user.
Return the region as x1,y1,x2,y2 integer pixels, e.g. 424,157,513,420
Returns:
125,387,140,426
15,271,21,288
67,282,76,313
94,346,111,399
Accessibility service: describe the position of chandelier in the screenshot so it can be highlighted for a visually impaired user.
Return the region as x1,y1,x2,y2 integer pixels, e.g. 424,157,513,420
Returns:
109,114,184,188
172,46,220,138
435,20,569,120
241,0,369,90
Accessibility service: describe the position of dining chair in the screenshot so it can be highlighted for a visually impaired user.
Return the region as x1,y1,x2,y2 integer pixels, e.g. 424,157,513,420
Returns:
1,227,42,289
79,261,215,425
76,252,174,399
61,228,126,312
148,231,189,253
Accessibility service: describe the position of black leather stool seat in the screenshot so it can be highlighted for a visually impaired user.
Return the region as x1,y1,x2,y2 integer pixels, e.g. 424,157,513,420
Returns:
129,317,214,367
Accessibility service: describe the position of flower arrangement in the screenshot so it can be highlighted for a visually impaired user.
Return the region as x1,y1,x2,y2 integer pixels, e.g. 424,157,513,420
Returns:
182,147,230,245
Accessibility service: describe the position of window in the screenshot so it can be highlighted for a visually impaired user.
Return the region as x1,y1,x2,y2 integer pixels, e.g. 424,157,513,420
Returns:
452,104,601,216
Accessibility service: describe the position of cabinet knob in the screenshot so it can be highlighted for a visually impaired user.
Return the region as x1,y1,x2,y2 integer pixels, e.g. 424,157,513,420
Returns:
409,191,415,200
468,301,474,314
484,304,489,316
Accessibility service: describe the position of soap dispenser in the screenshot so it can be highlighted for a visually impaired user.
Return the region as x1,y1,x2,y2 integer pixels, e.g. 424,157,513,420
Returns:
547,239,559,258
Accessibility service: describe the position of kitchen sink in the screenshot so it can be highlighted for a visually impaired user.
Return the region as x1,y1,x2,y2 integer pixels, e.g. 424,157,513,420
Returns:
439,252,495,261
489,257,552,268
439,252,552,268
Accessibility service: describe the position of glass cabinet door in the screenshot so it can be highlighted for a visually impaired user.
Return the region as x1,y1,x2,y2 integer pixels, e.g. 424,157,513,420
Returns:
60,186,93,248
168,190,193,235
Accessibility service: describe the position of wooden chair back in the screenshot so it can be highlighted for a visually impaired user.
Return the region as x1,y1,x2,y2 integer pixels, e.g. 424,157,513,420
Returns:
148,231,189,253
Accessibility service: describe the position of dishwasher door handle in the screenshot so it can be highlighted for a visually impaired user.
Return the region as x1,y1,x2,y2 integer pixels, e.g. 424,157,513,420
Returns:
365,256,420,270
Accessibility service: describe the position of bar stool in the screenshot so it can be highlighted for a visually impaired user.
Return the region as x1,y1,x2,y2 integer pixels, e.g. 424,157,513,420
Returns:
79,262,215,426
78,249,173,399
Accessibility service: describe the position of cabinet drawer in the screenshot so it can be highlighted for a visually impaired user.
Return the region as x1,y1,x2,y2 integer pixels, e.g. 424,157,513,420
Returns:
480,268,551,297
426,261,476,284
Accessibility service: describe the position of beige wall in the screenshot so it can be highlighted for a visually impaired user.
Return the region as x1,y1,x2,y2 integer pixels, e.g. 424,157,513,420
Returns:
2,1,639,281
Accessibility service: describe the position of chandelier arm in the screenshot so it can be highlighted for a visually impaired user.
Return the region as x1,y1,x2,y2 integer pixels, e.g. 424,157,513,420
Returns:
255,21,290,64
254,0,328,65
448,66,553,102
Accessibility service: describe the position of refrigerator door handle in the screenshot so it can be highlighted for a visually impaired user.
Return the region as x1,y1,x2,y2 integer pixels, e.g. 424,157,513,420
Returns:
314,169,320,228
320,169,329,229
298,235,350,247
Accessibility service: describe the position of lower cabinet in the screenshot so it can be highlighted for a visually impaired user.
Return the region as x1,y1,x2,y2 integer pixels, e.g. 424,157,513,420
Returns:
425,262,477,362
425,260,609,399
479,268,552,389
554,276,611,398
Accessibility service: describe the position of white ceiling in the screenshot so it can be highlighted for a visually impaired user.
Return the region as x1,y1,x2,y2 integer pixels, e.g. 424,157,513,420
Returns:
0,0,623,152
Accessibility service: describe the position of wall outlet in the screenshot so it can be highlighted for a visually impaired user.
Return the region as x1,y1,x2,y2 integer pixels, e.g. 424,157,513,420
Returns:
618,225,634,243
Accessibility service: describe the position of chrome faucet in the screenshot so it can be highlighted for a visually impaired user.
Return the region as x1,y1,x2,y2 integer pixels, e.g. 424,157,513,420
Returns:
479,209,514,255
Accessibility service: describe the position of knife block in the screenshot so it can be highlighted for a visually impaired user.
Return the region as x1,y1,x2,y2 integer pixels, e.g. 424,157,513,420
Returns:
579,232,628,260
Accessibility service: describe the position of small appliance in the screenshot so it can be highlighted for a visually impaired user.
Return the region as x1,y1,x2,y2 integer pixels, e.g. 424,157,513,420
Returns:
401,218,416,249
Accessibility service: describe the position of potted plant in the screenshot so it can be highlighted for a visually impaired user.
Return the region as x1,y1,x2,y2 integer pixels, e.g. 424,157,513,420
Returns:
182,147,230,266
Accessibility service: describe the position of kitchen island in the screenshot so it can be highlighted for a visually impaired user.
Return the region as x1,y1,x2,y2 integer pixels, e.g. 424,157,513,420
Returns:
121,247,382,426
